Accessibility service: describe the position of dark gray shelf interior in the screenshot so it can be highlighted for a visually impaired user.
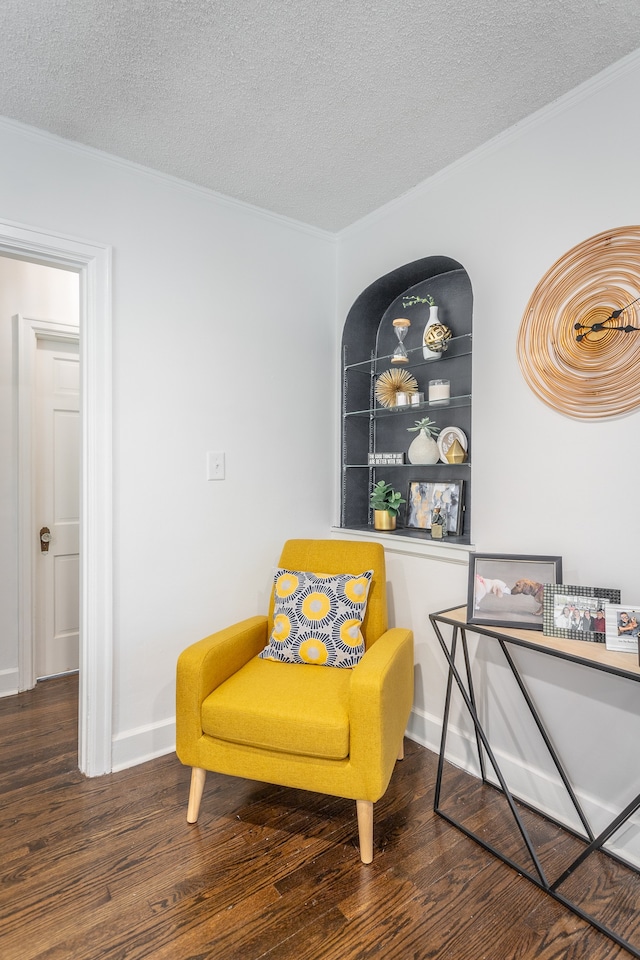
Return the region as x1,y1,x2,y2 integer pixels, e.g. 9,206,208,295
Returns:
341,256,473,542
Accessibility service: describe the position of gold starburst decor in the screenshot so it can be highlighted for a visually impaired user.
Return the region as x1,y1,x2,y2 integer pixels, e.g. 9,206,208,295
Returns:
424,323,452,352
375,368,419,407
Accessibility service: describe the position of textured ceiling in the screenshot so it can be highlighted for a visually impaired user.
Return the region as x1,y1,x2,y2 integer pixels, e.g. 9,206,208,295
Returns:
1,0,640,231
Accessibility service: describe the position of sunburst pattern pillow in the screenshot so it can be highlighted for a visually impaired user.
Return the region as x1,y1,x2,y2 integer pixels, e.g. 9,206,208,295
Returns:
259,568,373,668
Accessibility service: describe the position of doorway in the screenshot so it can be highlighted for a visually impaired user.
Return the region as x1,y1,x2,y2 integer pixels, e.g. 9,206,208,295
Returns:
14,317,82,683
0,220,112,777
34,334,80,680
8,276,81,697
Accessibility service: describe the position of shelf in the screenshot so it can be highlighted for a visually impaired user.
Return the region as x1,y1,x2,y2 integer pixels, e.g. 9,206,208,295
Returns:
344,333,472,372
345,395,471,418
344,461,470,468
339,524,472,547
340,257,473,539
332,527,475,560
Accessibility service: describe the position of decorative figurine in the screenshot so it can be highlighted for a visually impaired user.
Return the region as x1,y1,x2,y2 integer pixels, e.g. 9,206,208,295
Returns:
431,505,447,539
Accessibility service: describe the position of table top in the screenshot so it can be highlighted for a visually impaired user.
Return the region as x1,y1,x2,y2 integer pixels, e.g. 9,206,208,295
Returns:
431,605,640,683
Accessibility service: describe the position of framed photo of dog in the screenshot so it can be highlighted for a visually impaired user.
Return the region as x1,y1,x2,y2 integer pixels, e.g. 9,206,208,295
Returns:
467,553,563,631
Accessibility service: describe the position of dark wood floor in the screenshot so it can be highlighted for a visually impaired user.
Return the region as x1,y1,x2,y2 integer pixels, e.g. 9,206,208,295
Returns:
0,675,635,960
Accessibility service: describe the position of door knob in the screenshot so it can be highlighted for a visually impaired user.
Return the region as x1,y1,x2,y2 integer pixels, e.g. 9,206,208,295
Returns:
39,527,52,553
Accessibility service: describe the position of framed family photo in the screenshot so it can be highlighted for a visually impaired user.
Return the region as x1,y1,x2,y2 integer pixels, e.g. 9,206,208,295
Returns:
605,604,640,654
542,584,621,643
405,480,464,536
467,553,563,631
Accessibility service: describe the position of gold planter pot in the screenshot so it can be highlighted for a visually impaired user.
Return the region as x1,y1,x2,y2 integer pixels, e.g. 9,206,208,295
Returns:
373,510,396,531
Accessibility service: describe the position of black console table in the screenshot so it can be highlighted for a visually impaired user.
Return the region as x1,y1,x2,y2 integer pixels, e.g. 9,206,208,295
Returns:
430,605,640,957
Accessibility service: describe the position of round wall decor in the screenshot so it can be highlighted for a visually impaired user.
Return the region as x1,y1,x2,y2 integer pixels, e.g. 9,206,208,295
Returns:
517,225,640,420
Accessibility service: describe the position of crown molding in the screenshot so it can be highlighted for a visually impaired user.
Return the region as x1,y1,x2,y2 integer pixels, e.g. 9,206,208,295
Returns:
3,44,639,244
0,115,336,244
338,46,640,241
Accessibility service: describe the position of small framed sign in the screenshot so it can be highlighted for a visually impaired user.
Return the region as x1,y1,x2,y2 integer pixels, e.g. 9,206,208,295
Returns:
368,452,405,466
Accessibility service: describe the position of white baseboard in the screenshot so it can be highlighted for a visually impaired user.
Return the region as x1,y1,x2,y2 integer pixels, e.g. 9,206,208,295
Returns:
111,717,176,772
0,668,19,698
406,706,640,869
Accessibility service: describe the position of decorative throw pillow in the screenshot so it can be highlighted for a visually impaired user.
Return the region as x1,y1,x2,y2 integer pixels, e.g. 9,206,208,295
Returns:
259,568,373,668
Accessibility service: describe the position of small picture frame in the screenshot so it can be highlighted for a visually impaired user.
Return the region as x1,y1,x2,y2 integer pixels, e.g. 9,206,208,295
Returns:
467,553,563,631
405,480,464,536
543,584,621,643
605,604,640,655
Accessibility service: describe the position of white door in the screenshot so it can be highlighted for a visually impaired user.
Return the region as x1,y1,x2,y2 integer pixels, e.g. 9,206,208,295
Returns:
34,337,80,679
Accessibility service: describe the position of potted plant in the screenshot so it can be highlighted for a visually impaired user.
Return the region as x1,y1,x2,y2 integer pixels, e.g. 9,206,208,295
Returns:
407,417,440,464
402,293,435,309
369,480,406,531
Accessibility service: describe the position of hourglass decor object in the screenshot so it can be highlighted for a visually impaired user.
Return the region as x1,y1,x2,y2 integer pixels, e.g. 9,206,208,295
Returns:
391,317,411,363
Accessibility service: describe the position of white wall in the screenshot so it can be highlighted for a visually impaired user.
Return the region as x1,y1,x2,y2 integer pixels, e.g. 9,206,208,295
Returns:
336,51,640,861
0,119,337,768
0,257,79,696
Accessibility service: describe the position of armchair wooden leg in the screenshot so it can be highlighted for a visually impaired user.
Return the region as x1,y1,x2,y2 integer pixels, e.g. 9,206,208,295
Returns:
398,737,405,761
356,799,374,864
187,767,207,823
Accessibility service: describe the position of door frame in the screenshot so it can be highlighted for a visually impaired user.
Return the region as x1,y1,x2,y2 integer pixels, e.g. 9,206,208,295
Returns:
3,218,112,777
16,317,79,688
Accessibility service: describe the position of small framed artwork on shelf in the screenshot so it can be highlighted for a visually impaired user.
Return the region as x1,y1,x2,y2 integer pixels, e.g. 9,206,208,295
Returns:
542,584,621,643
467,553,563,631
604,604,640,655
405,480,464,536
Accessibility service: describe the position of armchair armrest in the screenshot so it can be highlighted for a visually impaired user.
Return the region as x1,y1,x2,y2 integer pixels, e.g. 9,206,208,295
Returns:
176,615,268,761
349,627,414,799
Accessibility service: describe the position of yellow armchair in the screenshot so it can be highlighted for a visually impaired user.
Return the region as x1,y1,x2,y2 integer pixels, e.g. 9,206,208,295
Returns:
176,539,414,862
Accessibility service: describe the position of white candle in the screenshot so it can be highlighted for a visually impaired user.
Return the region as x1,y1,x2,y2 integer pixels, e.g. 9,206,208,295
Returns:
395,391,410,406
429,379,450,403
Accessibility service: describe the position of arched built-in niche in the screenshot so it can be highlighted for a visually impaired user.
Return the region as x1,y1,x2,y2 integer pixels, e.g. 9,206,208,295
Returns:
341,256,473,542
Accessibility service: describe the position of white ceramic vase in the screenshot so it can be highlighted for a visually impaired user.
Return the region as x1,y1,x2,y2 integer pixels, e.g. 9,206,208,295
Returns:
423,304,442,360
408,429,440,465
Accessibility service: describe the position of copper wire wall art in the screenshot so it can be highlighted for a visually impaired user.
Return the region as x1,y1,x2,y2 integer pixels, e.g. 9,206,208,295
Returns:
517,225,640,420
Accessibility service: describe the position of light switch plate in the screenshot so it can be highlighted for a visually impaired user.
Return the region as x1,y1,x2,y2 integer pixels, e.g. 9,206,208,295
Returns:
206,451,225,480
